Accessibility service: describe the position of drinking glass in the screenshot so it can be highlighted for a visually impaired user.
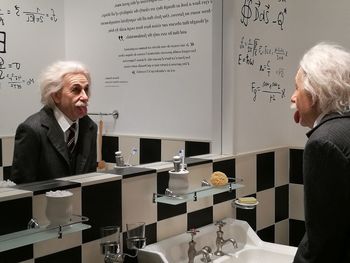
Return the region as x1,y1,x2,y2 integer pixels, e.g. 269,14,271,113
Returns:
126,222,146,250
100,226,120,255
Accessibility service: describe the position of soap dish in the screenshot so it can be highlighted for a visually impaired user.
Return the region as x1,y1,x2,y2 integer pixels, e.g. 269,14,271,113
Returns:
233,199,259,210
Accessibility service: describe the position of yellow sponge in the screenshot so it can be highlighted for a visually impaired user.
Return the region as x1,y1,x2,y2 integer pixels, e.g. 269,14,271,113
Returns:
238,197,257,204
210,171,228,186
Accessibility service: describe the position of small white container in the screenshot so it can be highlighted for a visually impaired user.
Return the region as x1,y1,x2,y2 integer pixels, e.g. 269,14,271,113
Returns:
168,170,189,195
45,190,73,227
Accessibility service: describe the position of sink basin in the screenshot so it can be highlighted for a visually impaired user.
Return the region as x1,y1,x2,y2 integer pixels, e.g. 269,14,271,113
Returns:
214,247,295,263
138,218,297,263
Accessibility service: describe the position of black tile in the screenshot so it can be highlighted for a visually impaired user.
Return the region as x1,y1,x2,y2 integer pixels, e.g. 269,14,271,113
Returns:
157,202,187,221
139,138,161,164
0,245,33,263
144,222,157,245
0,197,32,235
157,170,170,194
82,180,122,243
212,158,236,204
104,167,156,179
289,219,305,247
187,207,213,230
257,152,275,192
156,171,187,220
213,190,236,205
185,141,210,157
14,179,80,195
257,224,275,243
35,246,81,263
102,136,119,163
3,166,11,180
289,149,304,184
213,158,235,179
236,194,257,231
185,157,212,167
0,138,2,166
275,185,289,222
123,223,156,263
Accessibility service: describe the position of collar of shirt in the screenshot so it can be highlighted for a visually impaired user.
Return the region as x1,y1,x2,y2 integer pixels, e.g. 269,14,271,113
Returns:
53,106,79,143
313,112,327,128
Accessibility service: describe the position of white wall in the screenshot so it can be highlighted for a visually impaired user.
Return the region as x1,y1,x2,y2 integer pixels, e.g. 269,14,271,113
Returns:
0,0,64,136
223,0,350,155
64,0,221,144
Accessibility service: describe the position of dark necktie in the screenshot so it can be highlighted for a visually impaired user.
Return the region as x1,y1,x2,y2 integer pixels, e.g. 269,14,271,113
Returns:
67,122,77,154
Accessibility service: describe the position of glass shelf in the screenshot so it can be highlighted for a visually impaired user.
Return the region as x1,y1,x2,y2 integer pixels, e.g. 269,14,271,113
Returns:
0,215,90,252
153,179,244,205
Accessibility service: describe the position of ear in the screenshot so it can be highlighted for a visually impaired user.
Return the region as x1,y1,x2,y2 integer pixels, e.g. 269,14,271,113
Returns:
51,91,61,105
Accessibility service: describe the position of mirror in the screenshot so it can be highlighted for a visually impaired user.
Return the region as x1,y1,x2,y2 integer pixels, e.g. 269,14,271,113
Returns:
0,0,221,156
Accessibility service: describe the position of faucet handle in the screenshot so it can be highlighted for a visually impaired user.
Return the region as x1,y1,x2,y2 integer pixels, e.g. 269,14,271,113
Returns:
186,229,200,241
215,220,226,229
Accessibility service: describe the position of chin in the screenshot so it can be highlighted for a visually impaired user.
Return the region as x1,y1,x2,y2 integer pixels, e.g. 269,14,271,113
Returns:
300,122,312,129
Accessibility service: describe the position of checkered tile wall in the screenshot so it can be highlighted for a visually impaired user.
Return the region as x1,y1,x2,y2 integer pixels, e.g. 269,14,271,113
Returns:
0,136,305,262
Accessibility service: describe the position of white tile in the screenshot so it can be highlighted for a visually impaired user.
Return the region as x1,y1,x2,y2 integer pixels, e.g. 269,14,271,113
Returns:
122,173,157,232
213,200,236,221
275,219,289,245
0,167,3,181
20,260,34,263
157,214,187,241
256,188,275,231
275,147,289,187
186,163,213,213
161,140,185,161
193,154,234,162
32,188,82,258
137,161,173,172
82,239,105,263
0,188,32,202
187,163,213,191
33,232,82,258
58,173,121,186
1,136,14,166
118,136,140,166
235,154,257,197
32,187,81,226
289,183,304,221
187,196,213,213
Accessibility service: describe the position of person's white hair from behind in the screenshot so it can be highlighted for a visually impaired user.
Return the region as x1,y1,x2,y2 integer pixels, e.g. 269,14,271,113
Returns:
299,42,350,114
40,61,91,108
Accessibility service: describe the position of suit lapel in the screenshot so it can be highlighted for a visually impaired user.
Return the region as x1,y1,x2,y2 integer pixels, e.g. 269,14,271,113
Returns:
41,107,71,166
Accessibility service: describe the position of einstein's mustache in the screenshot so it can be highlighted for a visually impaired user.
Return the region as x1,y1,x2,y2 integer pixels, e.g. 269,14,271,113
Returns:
76,101,88,107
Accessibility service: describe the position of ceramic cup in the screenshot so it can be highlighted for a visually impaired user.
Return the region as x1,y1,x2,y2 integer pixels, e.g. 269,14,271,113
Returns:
45,190,73,227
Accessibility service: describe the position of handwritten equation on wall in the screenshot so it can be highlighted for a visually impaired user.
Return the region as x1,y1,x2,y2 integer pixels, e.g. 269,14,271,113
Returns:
0,5,58,90
237,0,288,103
238,36,287,103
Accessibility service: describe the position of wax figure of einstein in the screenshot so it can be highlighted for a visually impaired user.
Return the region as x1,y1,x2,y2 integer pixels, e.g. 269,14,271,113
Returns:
11,61,97,184
291,42,350,263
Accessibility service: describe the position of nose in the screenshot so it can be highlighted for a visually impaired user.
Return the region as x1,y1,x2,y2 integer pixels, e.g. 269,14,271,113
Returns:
80,89,89,101
290,90,296,103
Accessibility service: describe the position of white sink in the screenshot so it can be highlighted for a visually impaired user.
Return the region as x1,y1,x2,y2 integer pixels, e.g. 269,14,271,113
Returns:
214,245,296,263
138,218,297,263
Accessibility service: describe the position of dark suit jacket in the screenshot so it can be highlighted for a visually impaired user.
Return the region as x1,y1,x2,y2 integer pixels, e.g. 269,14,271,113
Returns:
293,112,350,263
10,106,97,184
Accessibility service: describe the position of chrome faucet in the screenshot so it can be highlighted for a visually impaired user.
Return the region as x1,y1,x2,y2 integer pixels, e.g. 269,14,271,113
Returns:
214,221,237,256
187,229,212,263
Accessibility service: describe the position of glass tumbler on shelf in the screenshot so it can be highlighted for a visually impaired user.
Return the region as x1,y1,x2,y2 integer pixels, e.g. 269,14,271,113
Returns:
126,222,146,250
100,226,121,255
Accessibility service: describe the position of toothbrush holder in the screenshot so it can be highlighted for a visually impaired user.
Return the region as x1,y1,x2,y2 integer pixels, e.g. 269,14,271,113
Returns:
168,169,189,195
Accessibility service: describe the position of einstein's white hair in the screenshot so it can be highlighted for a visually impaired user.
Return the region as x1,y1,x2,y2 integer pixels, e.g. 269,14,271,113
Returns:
40,61,91,108
299,42,350,114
